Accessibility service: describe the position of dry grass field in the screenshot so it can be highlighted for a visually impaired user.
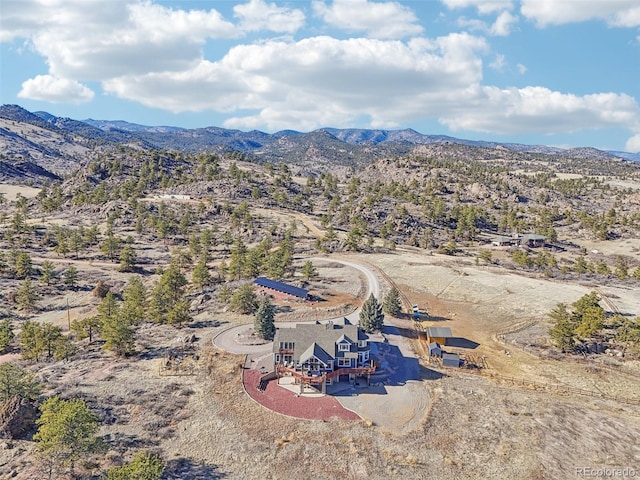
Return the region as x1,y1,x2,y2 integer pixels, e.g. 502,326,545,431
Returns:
2,245,639,479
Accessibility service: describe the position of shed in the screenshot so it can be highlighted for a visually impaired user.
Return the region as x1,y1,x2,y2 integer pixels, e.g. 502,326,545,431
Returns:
428,342,442,357
442,353,460,368
426,327,453,346
253,277,309,300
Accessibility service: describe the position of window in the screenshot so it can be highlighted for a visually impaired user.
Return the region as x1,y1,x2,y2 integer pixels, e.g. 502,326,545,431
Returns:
279,342,294,350
338,343,350,352
338,358,351,367
358,340,368,348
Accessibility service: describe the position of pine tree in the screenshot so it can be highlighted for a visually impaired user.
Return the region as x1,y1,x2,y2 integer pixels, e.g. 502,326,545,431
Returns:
16,277,39,311
118,246,137,272
230,285,258,314
106,451,165,480
0,362,41,403
34,397,102,476
63,266,79,289
121,276,147,325
40,261,56,286
383,287,402,317
301,260,317,280
192,257,212,289
254,296,275,340
359,293,384,333
0,319,14,353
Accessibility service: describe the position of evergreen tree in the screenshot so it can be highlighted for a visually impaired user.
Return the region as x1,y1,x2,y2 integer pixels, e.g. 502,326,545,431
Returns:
383,287,402,317
359,293,384,333
40,261,56,286
34,396,102,477
254,296,275,340
102,315,135,356
301,260,317,280
16,277,39,311
149,265,188,323
71,316,102,343
118,246,137,272
106,451,165,480
192,257,212,289
0,319,15,353
0,362,41,403
121,276,147,325
63,266,79,289
230,285,258,314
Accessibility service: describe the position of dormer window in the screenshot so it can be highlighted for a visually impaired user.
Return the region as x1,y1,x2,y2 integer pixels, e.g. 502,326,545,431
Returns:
358,340,368,348
338,343,349,352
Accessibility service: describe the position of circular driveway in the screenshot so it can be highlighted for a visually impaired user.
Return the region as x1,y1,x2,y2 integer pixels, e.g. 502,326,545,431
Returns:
212,258,382,354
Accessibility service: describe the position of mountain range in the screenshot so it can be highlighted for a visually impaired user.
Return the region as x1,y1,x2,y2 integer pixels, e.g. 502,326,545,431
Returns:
0,103,638,183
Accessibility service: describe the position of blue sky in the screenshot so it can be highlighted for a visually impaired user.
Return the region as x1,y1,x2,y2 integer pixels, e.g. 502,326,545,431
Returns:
1,0,639,152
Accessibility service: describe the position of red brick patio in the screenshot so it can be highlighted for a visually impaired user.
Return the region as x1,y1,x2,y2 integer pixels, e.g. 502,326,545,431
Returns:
243,370,360,421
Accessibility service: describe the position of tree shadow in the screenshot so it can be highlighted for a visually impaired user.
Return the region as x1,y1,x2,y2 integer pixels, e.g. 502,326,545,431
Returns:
163,458,226,479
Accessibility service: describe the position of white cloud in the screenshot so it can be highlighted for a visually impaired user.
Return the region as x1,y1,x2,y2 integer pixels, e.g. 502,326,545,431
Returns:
312,0,423,39
2,0,239,82
18,75,94,103
439,86,640,135
441,0,513,15
625,134,640,153
517,63,527,74
103,33,488,130
234,0,305,33
491,10,518,35
457,10,517,36
489,54,506,70
521,0,640,27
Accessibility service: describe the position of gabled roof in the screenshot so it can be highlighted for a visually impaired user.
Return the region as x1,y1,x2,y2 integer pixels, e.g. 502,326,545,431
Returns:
299,342,332,366
254,277,308,299
273,321,369,362
426,327,453,338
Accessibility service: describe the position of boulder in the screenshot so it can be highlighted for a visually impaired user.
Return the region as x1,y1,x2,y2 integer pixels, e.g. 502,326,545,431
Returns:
0,396,39,440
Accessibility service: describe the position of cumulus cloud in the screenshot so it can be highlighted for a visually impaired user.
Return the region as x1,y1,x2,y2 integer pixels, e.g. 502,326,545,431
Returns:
626,134,640,153
521,0,640,27
234,0,305,33
439,86,640,135
18,75,94,103
517,63,527,74
457,10,517,36
103,33,488,130
312,0,423,39
441,0,513,15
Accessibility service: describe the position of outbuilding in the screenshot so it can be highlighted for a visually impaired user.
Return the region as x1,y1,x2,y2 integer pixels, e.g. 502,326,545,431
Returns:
426,327,453,346
253,277,309,301
442,353,461,368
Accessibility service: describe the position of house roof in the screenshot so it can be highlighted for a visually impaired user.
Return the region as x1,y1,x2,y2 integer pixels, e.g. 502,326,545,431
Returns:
426,327,453,338
492,236,513,243
522,234,546,241
254,277,308,299
273,321,369,362
299,342,332,366
442,353,460,367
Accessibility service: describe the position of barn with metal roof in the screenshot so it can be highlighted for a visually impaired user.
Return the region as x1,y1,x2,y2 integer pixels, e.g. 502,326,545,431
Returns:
426,327,453,346
253,277,309,300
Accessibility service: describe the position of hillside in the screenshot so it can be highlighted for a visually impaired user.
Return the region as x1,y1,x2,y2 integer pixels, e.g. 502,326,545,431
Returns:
1,105,640,479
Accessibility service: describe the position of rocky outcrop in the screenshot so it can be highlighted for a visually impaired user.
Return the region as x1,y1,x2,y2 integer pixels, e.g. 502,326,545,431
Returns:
0,396,39,440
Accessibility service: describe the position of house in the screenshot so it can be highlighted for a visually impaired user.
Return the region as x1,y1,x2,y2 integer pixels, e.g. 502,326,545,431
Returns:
521,234,546,248
426,327,453,346
253,277,309,301
273,319,375,393
491,235,513,247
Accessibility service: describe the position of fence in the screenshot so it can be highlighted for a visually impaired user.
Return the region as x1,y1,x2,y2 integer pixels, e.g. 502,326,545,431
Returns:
488,373,640,406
